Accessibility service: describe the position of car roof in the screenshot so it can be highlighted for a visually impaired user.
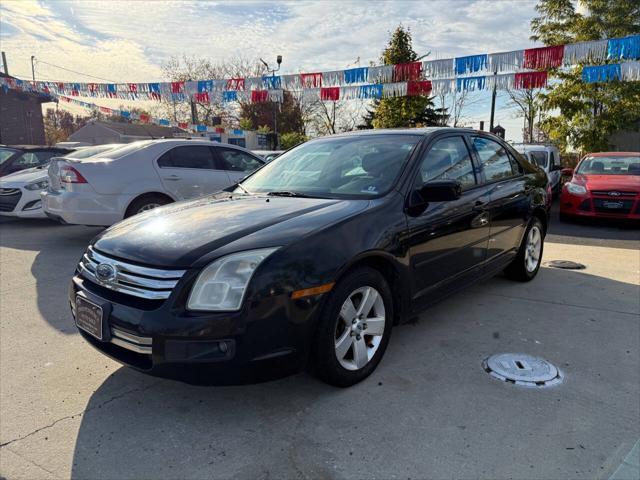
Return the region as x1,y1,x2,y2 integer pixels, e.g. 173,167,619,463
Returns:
326,127,509,140
585,152,640,157
3,145,72,150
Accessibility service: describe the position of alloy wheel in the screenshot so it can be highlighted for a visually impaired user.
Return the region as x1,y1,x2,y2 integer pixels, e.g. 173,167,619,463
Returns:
334,286,386,371
137,203,161,213
525,225,542,273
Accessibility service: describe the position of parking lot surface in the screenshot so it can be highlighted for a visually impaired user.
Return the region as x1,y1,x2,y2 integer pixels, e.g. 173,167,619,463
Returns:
1,207,638,479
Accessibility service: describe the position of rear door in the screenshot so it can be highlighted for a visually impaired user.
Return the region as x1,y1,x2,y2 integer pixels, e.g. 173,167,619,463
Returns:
156,145,228,200
213,147,265,184
407,134,492,300
471,136,530,260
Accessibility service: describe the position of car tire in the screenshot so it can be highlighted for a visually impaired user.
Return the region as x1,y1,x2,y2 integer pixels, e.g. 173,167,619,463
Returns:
311,267,393,387
125,194,172,218
504,217,544,282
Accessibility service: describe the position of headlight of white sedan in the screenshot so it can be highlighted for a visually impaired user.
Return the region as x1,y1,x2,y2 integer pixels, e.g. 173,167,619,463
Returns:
566,183,587,195
24,180,49,191
187,248,279,311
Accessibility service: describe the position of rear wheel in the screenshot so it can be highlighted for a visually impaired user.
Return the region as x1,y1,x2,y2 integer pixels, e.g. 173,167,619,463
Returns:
311,267,393,387
125,194,172,218
504,218,544,282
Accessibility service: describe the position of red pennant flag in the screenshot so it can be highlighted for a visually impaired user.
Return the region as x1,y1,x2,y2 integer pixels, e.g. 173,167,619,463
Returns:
215,127,225,133
171,81,184,93
394,62,423,82
523,46,564,69
514,71,548,89
407,80,432,96
301,72,322,88
128,83,138,93
320,87,340,101
139,114,150,123
226,78,245,91
178,122,189,129
251,90,269,103
194,92,210,103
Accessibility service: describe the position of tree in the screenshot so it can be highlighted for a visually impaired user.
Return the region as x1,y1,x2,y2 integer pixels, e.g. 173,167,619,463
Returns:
43,107,89,145
531,0,640,151
507,88,544,143
280,132,308,149
369,25,446,129
239,91,305,134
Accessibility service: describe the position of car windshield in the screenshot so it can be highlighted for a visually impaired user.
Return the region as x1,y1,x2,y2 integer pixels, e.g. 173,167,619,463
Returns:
528,151,548,168
66,144,124,159
0,148,18,165
91,140,154,159
237,134,421,198
576,155,640,175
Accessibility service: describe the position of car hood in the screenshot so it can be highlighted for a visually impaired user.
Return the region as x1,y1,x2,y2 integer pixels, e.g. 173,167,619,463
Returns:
0,167,47,186
576,174,640,192
92,194,368,267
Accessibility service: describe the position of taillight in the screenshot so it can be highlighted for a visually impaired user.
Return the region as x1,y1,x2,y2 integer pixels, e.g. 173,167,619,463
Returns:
59,165,87,184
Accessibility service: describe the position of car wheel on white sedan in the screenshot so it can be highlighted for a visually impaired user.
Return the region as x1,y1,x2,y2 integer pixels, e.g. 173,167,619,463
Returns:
311,267,393,387
125,194,172,218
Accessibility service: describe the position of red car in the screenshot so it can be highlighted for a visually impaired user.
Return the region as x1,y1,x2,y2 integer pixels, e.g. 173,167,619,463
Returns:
560,152,640,222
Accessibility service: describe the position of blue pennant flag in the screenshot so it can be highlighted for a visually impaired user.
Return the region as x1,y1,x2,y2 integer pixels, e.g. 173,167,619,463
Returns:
223,90,237,102
455,54,488,75
359,84,382,99
148,83,160,93
262,75,281,89
107,84,117,93
158,119,170,126
198,80,213,92
345,67,368,84
582,64,621,83
120,111,130,118
456,76,486,91
232,129,244,136
607,35,640,60
196,125,207,132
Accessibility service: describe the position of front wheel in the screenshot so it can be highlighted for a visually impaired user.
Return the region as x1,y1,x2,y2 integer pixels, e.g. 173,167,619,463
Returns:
504,218,544,282
311,267,393,387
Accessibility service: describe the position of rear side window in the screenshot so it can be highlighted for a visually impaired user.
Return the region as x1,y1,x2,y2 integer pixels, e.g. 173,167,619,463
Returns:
417,136,476,189
473,137,519,182
216,148,263,173
15,151,56,167
158,146,214,169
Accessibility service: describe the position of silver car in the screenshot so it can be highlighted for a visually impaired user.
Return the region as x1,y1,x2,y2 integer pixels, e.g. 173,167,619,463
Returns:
41,139,265,226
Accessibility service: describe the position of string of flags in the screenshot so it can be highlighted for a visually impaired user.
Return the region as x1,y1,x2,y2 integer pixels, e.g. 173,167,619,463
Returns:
0,35,638,106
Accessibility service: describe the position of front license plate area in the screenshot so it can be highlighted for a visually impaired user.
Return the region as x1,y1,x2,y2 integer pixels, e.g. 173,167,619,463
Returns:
602,201,624,209
75,295,107,341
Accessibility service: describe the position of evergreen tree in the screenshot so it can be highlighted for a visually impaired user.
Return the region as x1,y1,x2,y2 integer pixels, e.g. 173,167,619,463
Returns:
531,0,640,152
368,25,445,129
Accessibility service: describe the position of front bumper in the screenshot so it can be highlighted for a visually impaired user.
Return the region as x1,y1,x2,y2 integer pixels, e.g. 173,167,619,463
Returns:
0,187,46,218
69,272,323,384
560,191,640,221
42,189,126,226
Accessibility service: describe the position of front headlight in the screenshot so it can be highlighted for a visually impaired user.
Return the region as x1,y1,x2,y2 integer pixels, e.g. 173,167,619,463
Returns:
187,248,278,311
24,180,49,191
566,183,587,195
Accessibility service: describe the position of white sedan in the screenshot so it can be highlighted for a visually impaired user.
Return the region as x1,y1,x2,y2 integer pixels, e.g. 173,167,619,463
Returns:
0,144,124,219
41,139,265,226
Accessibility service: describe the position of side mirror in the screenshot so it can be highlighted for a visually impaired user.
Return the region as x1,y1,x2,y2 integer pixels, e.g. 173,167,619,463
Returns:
561,167,574,176
419,180,462,202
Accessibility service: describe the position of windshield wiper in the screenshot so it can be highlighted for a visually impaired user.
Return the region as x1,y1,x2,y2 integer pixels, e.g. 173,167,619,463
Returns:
267,190,313,198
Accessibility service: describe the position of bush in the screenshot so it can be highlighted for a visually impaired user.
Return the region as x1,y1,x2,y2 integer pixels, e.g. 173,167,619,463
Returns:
280,132,308,149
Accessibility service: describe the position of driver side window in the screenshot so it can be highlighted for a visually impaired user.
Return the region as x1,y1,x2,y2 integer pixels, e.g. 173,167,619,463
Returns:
417,136,476,189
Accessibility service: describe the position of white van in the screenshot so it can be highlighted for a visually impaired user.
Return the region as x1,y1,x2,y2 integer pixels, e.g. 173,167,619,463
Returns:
513,144,562,195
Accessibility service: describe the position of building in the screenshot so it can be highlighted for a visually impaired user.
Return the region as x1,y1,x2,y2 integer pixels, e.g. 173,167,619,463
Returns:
68,120,186,145
180,130,277,150
608,121,640,151
0,73,51,145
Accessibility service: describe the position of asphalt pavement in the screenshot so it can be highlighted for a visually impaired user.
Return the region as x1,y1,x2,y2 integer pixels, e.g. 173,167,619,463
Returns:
0,206,638,479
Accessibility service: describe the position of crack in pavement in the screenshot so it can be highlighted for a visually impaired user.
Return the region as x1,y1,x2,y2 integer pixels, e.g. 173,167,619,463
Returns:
5,444,56,476
0,378,164,448
482,292,640,317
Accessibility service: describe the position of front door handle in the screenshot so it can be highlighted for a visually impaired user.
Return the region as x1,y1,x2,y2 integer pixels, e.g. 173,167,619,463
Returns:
164,175,181,181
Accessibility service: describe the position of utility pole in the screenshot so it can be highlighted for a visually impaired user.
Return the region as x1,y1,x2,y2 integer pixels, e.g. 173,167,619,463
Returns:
489,71,497,132
30,55,36,84
188,78,198,125
260,55,282,148
1,51,8,75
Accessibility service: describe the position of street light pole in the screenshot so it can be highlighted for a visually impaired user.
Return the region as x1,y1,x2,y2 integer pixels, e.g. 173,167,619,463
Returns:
260,55,282,148
30,55,36,84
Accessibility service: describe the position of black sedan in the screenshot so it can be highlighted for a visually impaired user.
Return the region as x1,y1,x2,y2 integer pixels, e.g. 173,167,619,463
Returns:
70,128,549,387
0,145,74,177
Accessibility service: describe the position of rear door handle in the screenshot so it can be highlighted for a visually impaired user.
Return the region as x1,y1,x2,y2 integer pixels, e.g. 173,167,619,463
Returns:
164,175,181,181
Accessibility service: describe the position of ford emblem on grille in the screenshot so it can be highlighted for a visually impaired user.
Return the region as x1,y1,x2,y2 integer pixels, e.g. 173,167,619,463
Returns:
608,191,621,196
95,263,116,283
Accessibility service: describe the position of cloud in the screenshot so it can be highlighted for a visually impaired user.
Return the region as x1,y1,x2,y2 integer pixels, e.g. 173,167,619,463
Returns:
0,0,540,141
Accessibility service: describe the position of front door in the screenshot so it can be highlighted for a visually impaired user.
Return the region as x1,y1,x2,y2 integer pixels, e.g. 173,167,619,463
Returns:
156,146,231,200
407,135,492,302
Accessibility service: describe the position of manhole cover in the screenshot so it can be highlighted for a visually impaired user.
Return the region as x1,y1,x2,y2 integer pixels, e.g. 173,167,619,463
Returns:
483,353,562,387
545,260,586,270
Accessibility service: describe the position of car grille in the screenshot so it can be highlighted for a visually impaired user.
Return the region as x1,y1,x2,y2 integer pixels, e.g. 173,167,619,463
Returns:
0,188,22,212
77,246,186,300
592,198,634,214
590,190,638,197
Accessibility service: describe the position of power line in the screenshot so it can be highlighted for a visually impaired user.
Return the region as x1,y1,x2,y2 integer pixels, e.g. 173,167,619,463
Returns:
34,59,117,83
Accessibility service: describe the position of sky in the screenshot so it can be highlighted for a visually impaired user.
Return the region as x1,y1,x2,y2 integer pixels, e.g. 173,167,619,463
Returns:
0,0,545,141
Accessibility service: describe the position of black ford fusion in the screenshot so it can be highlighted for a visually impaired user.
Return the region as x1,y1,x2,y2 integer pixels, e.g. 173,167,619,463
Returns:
70,128,549,387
